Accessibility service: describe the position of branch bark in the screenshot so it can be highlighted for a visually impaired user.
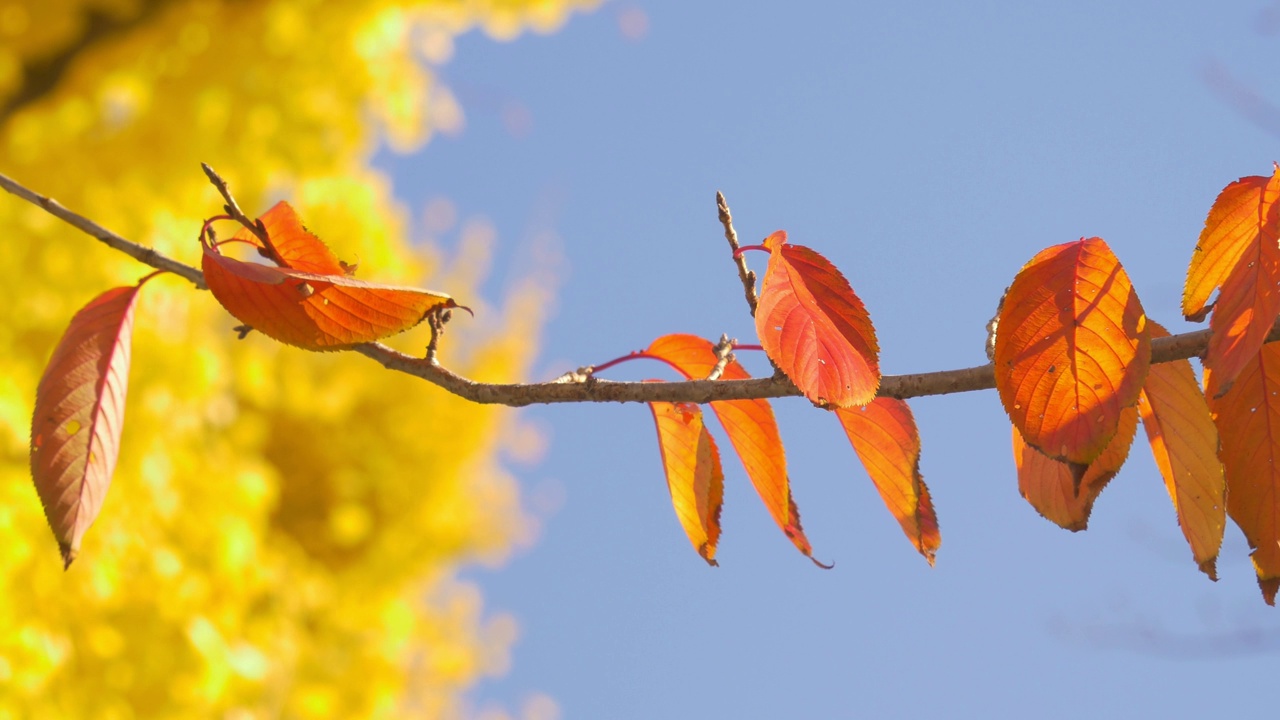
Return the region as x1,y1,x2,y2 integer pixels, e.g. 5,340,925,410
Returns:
2,168,1272,407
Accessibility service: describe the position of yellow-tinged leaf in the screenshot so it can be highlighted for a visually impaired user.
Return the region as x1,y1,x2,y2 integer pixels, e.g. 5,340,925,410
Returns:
1206,344,1280,604
644,334,822,564
649,400,724,565
1014,406,1139,531
1137,321,1225,579
1183,167,1280,396
994,237,1150,469
834,398,940,565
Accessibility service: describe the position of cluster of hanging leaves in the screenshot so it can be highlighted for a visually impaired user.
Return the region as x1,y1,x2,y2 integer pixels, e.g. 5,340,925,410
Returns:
608,170,1280,607
628,231,939,569
29,202,457,567
27,165,1280,606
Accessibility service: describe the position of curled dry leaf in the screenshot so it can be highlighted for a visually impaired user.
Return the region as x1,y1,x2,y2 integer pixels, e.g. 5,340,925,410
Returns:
1205,344,1280,605
30,280,149,567
233,200,350,275
1183,167,1280,396
1013,406,1139,532
1137,321,1225,580
645,334,823,564
752,231,879,408
994,237,1150,471
649,399,725,565
201,202,455,350
834,398,940,565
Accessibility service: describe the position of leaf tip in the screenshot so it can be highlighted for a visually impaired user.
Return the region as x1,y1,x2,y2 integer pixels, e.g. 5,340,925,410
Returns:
1199,557,1219,582
60,544,77,570
809,556,835,570
1261,577,1279,606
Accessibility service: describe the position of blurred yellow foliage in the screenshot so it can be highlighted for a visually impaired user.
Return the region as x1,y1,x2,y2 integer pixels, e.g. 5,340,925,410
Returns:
0,0,595,716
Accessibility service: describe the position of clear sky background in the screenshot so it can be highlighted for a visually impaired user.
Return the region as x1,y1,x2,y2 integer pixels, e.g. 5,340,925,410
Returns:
382,2,1280,717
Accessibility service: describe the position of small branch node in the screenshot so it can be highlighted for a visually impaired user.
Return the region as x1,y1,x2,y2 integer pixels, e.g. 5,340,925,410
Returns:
552,366,597,384
705,334,736,381
424,305,454,364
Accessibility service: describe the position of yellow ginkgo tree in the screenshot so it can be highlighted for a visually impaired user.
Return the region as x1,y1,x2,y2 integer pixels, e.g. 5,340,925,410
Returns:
0,1,596,717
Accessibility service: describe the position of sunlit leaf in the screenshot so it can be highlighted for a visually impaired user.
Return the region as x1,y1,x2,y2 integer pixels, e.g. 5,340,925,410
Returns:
1183,167,1280,396
201,218,454,350
753,231,879,408
994,237,1150,472
649,400,724,565
30,281,148,567
645,334,821,563
834,399,940,565
1013,406,1138,532
230,200,350,275
1137,321,1225,579
1205,344,1280,605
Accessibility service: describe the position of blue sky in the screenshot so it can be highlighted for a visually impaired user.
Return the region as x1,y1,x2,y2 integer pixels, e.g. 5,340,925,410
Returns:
382,2,1280,716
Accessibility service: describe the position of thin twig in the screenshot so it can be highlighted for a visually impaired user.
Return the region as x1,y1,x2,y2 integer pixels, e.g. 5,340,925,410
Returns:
0,170,206,288
717,191,760,317
201,163,269,245
3,167,1277,407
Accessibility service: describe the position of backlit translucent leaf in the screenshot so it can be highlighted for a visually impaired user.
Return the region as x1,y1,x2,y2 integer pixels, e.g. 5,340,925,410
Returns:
30,281,147,567
649,400,724,565
1205,344,1280,604
1014,406,1139,532
994,237,1150,470
645,334,820,563
1137,321,1225,579
834,399,940,565
201,209,454,349
231,200,350,275
1183,167,1280,396
753,231,879,408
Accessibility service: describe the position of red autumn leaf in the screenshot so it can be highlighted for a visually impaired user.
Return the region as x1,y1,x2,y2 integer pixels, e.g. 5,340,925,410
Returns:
1137,321,1225,579
201,205,454,350
834,398,940,565
30,280,149,568
1205,343,1280,605
752,230,879,408
1013,405,1139,532
1183,167,1280,397
231,200,349,275
993,237,1151,473
649,400,725,565
645,334,821,564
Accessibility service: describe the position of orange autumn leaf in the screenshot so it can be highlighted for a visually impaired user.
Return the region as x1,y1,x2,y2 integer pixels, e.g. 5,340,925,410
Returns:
649,400,725,565
30,280,149,568
994,237,1150,472
200,206,454,350
1183,167,1280,396
230,200,350,275
1205,344,1280,605
645,334,821,564
1013,405,1139,532
834,398,940,565
752,230,879,408
1137,321,1225,579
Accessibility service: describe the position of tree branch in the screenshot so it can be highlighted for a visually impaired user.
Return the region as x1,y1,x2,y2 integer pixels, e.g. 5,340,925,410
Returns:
3,168,1275,407
0,170,206,289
